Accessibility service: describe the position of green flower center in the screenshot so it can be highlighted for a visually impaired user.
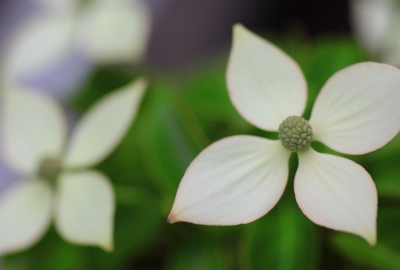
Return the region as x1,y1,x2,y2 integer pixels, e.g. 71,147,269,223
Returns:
38,157,61,182
278,116,313,152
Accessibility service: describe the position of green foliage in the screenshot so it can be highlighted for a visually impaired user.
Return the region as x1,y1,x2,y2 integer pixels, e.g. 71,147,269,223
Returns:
4,35,400,270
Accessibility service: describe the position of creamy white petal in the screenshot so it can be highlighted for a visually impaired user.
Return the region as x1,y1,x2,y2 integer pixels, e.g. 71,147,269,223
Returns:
310,62,400,155
168,135,291,225
351,0,392,57
1,14,75,87
55,170,115,251
63,78,146,168
226,24,307,131
0,180,53,255
351,0,400,66
2,88,67,174
295,149,377,245
76,0,151,63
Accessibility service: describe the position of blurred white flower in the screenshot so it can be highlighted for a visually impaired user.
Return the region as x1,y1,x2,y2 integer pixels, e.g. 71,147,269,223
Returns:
351,0,400,66
168,24,400,245
0,78,146,255
0,0,151,98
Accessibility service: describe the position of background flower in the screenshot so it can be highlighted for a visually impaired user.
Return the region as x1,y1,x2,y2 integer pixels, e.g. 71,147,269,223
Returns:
1,0,400,269
0,78,146,255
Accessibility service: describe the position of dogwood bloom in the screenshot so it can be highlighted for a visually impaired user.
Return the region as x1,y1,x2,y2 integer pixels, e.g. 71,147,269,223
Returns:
168,24,400,245
0,0,151,95
351,0,400,66
0,78,146,255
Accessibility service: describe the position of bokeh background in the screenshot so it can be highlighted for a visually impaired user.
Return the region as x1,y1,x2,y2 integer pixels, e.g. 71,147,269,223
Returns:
1,0,400,269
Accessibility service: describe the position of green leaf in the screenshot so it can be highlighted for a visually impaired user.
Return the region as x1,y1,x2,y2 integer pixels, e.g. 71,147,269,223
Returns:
182,58,251,139
3,227,87,270
331,208,400,270
134,79,202,210
239,201,319,270
87,204,165,270
165,235,235,270
330,234,400,270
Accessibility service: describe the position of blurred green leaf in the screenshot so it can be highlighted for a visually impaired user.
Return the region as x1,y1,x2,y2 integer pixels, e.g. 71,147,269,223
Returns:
331,208,400,270
240,200,319,270
4,227,87,270
165,234,235,270
182,58,252,140
134,79,202,211
331,234,400,270
87,204,165,270
72,67,137,111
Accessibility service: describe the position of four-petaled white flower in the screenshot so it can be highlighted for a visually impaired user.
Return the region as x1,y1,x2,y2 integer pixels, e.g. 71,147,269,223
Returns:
168,24,400,245
0,78,146,255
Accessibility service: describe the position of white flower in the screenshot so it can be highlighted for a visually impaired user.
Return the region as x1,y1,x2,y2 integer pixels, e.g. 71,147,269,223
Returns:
351,0,400,66
0,0,151,92
0,78,146,255
168,24,400,245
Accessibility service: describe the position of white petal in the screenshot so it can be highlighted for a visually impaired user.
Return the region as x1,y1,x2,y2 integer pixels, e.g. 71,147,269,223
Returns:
2,88,67,174
0,180,53,255
63,78,146,168
168,135,291,225
226,24,307,131
76,0,151,63
1,14,75,87
351,0,392,57
55,170,115,251
310,62,400,155
351,0,400,66
295,149,377,245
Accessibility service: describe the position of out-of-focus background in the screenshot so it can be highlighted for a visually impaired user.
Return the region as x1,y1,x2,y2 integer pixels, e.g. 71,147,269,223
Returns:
1,0,400,269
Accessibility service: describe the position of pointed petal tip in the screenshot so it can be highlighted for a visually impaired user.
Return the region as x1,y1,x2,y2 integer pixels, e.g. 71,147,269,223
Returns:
364,230,377,247
233,23,245,33
102,241,114,253
121,77,147,105
167,211,180,224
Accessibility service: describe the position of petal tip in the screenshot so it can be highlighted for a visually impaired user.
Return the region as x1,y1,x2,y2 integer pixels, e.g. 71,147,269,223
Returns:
363,230,377,247
102,241,114,253
233,23,245,33
167,211,180,224
232,23,250,40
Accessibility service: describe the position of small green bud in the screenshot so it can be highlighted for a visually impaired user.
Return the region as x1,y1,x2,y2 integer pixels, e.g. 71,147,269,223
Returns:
278,116,313,152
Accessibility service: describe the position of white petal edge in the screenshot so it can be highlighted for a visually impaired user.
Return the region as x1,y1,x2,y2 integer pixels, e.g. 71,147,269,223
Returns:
168,135,291,225
310,62,400,155
1,14,75,88
2,88,67,175
0,180,53,255
226,24,307,131
295,148,377,245
55,170,115,251
76,0,151,64
63,78,147,168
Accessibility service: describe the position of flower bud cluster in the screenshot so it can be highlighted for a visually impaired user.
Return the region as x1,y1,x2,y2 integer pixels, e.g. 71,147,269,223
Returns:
279,116,313,152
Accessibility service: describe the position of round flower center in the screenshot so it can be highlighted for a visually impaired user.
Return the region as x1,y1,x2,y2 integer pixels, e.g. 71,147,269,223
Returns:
278,116,313,152
38,157,61,182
